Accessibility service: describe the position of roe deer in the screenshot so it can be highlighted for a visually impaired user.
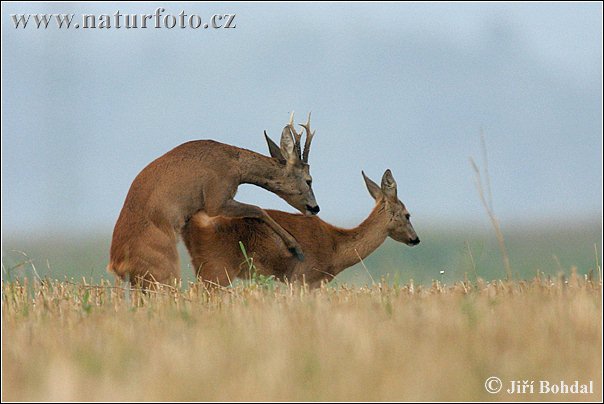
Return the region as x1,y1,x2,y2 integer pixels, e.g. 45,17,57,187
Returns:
182,169,419,289
109,113,319,287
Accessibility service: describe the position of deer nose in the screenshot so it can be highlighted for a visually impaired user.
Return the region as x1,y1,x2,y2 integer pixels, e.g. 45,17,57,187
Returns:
409,237,420,246
306,205,320,215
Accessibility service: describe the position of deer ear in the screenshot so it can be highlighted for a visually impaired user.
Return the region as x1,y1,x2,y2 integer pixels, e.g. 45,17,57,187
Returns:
381,169,397,199
279,126,297,164
362,171,382,200
264,131,285,162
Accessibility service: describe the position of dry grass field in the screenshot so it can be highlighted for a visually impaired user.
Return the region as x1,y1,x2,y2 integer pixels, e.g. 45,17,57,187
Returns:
2,271,601,401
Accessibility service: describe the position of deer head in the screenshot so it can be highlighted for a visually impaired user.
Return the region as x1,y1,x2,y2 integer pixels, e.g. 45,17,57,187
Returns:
264,112,319,216
362,169,420,246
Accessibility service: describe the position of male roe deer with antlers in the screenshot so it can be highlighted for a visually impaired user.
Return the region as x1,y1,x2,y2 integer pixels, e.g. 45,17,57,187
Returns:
183,169,420,289
109,113,319,287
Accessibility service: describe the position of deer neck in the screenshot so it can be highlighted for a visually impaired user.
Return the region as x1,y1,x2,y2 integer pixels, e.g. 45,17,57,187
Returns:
332,204,389,274
238,149,288,192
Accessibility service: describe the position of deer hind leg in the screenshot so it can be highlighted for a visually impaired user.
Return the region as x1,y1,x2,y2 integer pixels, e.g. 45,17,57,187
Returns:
128,255,180,290
110,226,181,290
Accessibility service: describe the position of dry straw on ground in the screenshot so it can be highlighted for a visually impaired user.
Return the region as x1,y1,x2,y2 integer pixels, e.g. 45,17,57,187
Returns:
2,272,602,401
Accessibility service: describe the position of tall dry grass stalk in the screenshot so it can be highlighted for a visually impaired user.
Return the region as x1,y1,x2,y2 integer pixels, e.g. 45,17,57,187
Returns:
2,274,601,401
470,131,512,280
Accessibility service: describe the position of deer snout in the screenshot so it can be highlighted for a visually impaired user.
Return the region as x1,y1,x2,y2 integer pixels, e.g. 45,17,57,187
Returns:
409,237,420,246
306,205,320,215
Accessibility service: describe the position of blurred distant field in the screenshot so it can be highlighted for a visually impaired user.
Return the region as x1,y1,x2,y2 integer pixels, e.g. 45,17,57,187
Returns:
2,221,600,285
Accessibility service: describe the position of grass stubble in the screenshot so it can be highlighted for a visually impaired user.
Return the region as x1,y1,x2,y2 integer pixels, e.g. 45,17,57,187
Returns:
1,271,601,402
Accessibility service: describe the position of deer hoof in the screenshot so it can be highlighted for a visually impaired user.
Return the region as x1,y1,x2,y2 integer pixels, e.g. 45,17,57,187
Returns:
289,246,305,262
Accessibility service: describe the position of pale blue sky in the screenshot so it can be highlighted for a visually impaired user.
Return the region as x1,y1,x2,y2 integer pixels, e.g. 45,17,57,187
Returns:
2,2,602,238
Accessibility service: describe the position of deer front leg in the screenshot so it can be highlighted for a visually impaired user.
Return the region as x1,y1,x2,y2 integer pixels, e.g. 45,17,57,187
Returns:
218,200,305,261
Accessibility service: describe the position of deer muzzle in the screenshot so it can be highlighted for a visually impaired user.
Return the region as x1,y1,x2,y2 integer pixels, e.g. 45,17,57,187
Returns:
305,205,320,215
409,237,420,246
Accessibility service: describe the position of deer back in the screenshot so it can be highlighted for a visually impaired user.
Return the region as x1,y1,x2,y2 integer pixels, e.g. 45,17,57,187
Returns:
182,210,337,283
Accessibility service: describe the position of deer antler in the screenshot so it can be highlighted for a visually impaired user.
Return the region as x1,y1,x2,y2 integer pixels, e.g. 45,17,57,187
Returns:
300,112,315,163
288,111,303,160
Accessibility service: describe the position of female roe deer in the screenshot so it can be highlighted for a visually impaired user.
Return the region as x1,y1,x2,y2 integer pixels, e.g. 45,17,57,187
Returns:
183,169,420,288
109,113,319,287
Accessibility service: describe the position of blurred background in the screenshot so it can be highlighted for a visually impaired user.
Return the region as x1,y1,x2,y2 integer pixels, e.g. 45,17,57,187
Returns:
2,2,602,284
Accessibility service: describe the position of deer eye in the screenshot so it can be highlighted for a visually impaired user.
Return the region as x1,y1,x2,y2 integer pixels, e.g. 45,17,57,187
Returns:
306,180,312,186
405,214,410,220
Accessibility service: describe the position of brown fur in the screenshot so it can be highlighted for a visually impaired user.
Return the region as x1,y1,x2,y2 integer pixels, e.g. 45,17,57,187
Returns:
110,119,319,288
182,170,420,289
